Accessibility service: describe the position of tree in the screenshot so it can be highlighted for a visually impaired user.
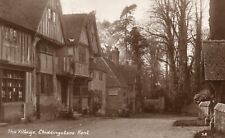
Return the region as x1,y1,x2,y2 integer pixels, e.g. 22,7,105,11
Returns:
147,0,200,112
193,0,203,94
120,4,137,64
147,0,179,110
97,4,137,64
127,27,148,112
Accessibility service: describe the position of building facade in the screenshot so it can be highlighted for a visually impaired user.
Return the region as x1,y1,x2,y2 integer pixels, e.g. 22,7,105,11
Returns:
0,0,102,121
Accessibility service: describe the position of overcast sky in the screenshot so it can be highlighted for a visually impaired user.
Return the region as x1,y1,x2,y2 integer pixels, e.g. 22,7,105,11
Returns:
61,0,151,22
61,0,209,27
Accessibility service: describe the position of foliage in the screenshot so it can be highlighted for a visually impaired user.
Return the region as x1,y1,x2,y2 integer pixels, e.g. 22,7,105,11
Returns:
97,4,137,64
144,0,204,112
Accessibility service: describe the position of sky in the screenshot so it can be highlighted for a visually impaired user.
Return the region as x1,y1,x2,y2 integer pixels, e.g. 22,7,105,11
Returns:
61,0,209,27
61,0,151,22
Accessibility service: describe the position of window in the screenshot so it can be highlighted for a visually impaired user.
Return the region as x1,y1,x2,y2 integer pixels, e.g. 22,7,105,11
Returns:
4,27,17,43
39,73,53,95
48,8,56,23
1,70,25,102
48,8,51,19
52,11,56,23
37,43,54,74
68,47,74,56
4,27,9,41
79,47,86,63
99,72,103,80
13,30,17,42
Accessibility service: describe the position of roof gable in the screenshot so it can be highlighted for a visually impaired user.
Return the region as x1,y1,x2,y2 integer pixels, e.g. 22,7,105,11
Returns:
102,58,127,88
80,27,89,45
36,0,65,44
203,40,225,80
90,57,107,72
62,14,88,45
62,13,101,55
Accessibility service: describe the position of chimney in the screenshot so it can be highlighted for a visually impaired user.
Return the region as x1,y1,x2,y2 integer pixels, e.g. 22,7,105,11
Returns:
209,0,225,40
111,47,120,65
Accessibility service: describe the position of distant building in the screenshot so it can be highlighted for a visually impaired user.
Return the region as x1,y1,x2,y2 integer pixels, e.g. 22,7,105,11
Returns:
102,48,137,115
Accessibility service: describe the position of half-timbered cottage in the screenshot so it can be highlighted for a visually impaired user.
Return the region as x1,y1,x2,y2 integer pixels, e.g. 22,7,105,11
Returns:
0,0,65,121
61,13,101,114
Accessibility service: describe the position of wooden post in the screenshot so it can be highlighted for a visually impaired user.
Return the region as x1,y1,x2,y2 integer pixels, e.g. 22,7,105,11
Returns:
36,74,41,119
79,86,82,113
69,78,74,113
0,69,3,120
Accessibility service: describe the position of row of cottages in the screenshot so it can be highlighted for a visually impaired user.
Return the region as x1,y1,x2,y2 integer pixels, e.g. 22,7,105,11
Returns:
0,0,101,121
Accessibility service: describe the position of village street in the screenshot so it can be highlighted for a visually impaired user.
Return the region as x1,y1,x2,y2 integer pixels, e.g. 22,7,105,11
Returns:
0,114,206,138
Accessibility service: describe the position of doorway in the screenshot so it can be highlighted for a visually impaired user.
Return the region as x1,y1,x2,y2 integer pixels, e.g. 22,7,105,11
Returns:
61,78,68,107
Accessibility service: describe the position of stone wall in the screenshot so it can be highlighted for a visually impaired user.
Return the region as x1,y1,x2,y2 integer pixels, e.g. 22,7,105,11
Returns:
214,103,225,132
143,97,165,112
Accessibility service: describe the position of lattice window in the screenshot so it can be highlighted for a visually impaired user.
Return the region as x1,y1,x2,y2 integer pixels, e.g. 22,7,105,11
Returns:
1,70,25,102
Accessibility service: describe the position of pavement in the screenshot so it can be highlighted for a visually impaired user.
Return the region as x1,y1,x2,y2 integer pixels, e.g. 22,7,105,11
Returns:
0,114,207,138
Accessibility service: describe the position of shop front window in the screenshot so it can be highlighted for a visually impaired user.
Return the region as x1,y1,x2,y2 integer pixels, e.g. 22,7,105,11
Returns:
1,70,25,102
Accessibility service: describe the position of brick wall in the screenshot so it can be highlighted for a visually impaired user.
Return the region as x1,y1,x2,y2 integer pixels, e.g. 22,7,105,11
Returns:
214,103,225,132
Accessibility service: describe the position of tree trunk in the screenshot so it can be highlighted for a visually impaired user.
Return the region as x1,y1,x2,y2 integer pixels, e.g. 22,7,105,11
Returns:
194,0,202,94
177,0,189,110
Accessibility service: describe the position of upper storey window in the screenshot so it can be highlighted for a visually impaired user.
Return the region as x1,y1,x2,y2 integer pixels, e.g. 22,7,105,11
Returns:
4,27,17,43
48,8,56,23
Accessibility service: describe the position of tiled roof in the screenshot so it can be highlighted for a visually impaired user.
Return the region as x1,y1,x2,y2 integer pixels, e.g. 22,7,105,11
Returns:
90,57,107,73
117,65,137,85
203,40,225,80
62,14,88,45
102,58,137,88
0,0,49,32
102,58,127,88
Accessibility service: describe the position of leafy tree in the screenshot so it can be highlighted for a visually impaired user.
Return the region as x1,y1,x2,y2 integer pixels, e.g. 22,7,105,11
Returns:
127,27,148,112
120,4,137,64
